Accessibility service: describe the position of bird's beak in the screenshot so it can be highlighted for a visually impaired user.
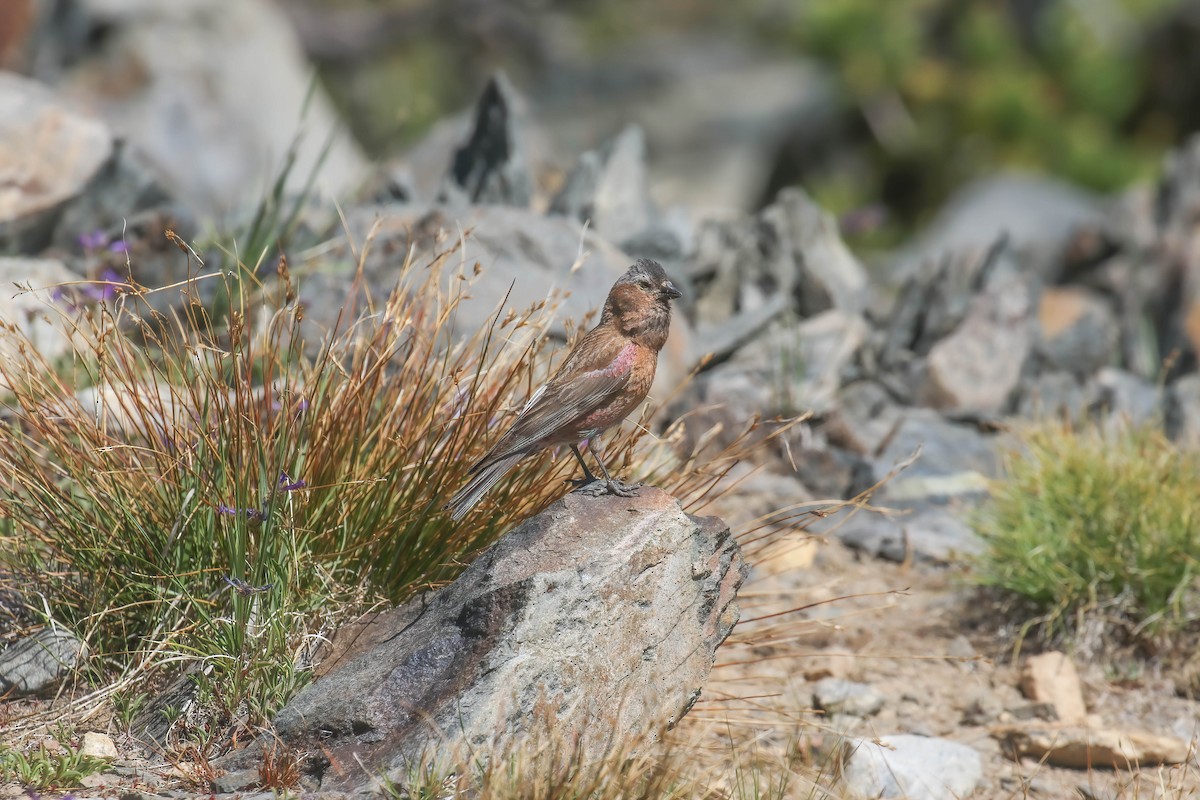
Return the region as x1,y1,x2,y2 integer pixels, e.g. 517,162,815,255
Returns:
662,280,683,300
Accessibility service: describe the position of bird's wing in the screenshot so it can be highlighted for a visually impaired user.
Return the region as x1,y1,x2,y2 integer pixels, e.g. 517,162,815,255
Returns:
476,340,636,466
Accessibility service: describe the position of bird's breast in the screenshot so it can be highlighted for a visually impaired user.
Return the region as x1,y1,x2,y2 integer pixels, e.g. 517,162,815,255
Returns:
575,343,657,434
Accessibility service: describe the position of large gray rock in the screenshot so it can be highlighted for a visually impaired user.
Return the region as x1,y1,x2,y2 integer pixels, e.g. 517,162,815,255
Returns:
269,488,746,793
842,734,983,800
0,71,113,252
0,626,85,698
45,0,366,219
534,39,836,216
891,173,1104,279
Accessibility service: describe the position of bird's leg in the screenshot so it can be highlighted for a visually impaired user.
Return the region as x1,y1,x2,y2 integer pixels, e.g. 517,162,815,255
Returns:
564,444,599,488
574,440,641,498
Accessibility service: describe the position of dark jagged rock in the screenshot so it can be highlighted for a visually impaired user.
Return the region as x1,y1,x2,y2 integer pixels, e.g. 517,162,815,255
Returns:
441,73,533,207
260,488,745,794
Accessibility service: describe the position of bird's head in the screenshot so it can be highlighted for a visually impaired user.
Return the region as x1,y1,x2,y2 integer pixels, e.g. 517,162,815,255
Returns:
603,258,682,348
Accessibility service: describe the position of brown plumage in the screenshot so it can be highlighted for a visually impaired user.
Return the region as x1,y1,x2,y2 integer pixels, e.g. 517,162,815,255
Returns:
445,258,682,520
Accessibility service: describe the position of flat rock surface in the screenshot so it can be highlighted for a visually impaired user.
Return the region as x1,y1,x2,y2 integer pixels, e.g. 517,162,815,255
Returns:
268,487,746,793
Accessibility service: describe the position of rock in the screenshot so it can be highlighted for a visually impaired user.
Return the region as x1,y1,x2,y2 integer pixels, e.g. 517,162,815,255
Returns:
891,173,1105,279
535,39,836,216
1015,371,1088,420
267,488,746,792
1165,373,1200,446
1019,651,1088,726
834,507,985,565
863,407,999,499
842,734,983,800
0,72,113,252
824,380,905,457
79,732,119,760
550,123,653,244
1084,367,1160,425
698,310,868,418
0,257,85,390
997,725,1191,768
440,73,532,207
1035,286,1120,377
813,678,885,718
212,767,260,794
50,141,176,253
0,626,85,698
919,247,1037,413
47,0,367,219
779,189,869,318
689,188,867,327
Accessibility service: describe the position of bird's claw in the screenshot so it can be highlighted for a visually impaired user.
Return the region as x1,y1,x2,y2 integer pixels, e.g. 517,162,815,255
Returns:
573,478,641,498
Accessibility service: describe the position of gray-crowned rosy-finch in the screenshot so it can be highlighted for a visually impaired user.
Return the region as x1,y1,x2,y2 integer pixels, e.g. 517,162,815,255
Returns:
445,258,682,519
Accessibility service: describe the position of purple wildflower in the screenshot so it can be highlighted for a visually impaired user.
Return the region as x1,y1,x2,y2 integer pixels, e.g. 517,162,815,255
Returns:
108,240,129,254
78,230,108,250
279,472,306,492
217,504,266,520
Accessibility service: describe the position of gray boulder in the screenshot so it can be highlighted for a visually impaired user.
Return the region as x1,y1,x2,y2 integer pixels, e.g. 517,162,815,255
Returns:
45,0,367,219
269,487,746,793
842,734,984,800
0,626,85,698
0,71,113,252
890,173,1104,280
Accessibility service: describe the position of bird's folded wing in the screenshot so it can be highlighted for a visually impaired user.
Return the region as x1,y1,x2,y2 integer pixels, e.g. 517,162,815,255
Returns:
481,363,632,462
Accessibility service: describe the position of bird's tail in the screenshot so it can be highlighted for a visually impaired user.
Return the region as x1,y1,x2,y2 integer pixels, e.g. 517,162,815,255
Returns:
444,453,524,521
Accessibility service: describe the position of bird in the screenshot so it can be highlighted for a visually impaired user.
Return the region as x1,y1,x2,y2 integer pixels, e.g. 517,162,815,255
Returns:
445,258,683,520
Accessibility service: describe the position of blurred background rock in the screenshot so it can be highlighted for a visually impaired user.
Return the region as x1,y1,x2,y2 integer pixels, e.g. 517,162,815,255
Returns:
6,0,1197,247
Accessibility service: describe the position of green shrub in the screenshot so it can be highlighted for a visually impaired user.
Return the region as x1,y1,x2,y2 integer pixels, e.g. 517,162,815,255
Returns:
974,422,1200,646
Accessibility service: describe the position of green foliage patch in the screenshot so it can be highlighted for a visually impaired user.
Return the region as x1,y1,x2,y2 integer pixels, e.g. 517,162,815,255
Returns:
974,422,1200,646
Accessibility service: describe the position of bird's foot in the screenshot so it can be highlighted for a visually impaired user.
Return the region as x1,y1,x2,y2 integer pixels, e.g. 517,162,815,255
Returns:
573,478,641,498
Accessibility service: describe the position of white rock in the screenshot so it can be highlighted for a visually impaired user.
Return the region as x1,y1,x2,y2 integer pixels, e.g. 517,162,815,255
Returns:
0,257,85,390
79,731,118,760
843,734,983,800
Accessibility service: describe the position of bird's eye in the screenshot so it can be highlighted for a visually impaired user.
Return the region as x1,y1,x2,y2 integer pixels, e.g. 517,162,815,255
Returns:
637,278,652,289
